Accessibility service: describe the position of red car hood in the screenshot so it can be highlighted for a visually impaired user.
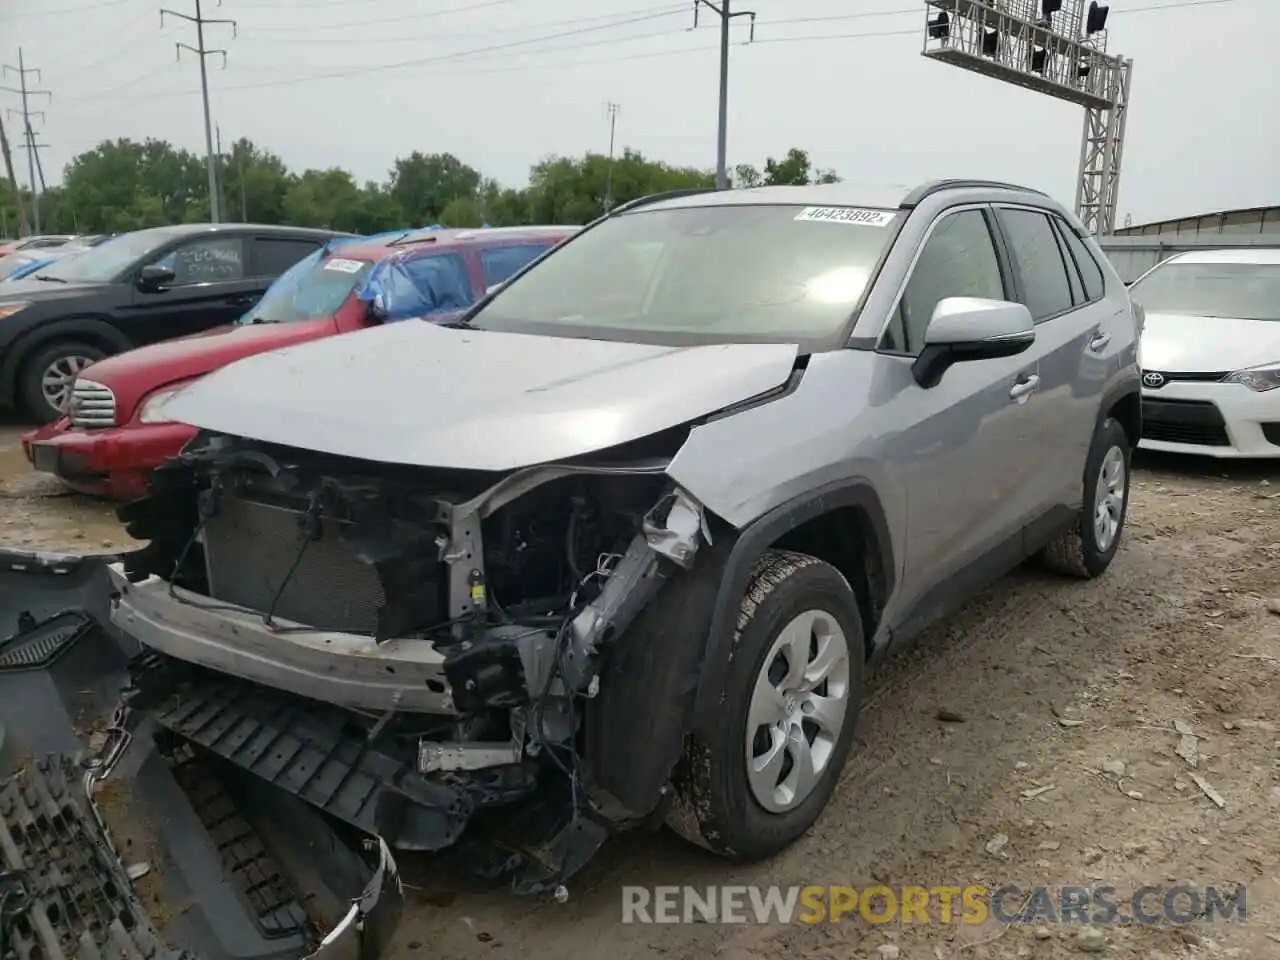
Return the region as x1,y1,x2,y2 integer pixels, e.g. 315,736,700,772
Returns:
84,319,337,423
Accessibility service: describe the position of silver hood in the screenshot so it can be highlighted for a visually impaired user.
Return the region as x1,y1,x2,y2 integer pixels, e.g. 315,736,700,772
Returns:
162,320,800,470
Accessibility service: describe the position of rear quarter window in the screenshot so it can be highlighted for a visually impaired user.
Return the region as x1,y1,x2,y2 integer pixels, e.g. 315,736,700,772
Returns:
479,243,554,288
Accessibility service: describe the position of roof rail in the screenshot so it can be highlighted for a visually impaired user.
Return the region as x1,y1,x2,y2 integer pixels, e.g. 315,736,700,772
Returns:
902,179,1050,207
609,187,723,216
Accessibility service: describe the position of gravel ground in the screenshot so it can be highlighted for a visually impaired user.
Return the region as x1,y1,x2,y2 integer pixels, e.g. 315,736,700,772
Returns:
2,415,1278,960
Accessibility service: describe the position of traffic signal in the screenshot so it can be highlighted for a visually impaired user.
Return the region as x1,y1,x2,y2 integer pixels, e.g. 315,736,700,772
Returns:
1086,2,1109,34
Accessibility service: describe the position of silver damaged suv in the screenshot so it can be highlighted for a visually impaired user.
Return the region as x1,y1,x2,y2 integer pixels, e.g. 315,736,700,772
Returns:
110,179,1141,892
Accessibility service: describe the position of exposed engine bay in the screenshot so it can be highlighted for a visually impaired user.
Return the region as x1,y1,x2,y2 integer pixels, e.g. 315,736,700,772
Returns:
109,428,718,894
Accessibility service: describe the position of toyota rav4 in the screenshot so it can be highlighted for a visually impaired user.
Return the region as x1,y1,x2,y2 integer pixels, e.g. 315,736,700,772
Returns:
102,180,1141,893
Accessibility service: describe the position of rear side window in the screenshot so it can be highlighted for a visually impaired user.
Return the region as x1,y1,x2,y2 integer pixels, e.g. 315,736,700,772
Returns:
1055,221,1106,301
254,237,323,278
479,243,552,288
998,209,1073,321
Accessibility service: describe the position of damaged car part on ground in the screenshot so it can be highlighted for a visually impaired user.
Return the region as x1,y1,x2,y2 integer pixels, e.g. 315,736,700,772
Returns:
0,549,404,960
99,179,1139,898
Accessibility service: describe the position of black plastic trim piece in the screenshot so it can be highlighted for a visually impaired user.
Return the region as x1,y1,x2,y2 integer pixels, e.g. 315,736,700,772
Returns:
690,479,894,730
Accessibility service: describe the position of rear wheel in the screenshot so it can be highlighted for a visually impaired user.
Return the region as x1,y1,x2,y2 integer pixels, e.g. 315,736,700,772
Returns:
667,550,864,860
1041,416,1131,578
18,340,107,424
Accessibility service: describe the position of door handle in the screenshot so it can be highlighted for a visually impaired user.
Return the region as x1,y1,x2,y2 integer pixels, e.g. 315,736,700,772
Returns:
226,294,256,306
1088,332,1111,352
1009,374,1040,401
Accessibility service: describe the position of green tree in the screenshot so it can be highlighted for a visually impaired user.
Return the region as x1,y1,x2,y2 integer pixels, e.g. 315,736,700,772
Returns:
525,149,714,224
60,138,205,231
281,168,367,231
36,137,838,237
389,152,482,224
217,139,292,224
761,148,841,187
732,163,763,189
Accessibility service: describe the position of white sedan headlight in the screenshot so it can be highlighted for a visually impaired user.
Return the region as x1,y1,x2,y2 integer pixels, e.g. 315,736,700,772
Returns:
138,387,185,423
1223,362,1280,393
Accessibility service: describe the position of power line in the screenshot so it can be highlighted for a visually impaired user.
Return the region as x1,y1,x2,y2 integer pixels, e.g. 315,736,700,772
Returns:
9,0,137,18
58,8,699,108
46,3,685,90
56,15,161,77
235,3,686,46
47,0,1263,117
45,0,1255,92
161,0,237,222
244,0,519,33
0,49,52,233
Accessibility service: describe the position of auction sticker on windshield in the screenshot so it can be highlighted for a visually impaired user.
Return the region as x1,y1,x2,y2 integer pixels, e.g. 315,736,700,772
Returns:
324,258,365,273
794,207,895,227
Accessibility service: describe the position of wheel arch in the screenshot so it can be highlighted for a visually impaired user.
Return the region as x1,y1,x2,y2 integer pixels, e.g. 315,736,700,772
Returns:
581,478,894,820
0,317,132,406
689,478,895,734
1102,376,1141,449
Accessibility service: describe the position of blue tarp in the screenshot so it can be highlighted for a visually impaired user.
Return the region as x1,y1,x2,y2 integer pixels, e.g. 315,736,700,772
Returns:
354,250,474,322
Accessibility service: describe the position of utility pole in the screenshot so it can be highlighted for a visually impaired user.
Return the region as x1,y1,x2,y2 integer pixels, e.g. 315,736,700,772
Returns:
0,113,29,238
22,129,52,228
1,49,51,234
603,101,619,213
215,122,226,220
692,0,755,190
162,0,236,223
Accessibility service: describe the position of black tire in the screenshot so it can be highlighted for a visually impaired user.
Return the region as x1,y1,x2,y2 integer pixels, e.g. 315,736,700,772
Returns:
18,340,108,424
667,550,865,861
1041,415,1131,579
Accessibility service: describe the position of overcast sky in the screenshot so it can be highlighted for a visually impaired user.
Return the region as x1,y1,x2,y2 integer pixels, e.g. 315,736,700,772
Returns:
2,0,1275,225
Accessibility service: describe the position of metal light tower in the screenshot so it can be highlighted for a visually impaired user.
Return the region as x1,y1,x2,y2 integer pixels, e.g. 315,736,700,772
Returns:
920,0,1133,235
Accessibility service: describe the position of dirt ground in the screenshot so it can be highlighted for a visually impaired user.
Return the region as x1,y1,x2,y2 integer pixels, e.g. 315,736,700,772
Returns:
2,415,1279,960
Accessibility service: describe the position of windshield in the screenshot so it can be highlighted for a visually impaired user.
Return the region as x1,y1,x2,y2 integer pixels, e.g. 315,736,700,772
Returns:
470,204,901,347
35,231,169,283
1130,260,1280,321
238,251,371,324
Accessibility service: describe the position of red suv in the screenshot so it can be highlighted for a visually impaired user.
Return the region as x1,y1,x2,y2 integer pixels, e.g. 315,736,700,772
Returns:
22,226,576,499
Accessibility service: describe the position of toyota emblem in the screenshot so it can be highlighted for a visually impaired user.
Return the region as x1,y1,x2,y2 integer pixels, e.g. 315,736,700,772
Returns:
1142,371,1166,389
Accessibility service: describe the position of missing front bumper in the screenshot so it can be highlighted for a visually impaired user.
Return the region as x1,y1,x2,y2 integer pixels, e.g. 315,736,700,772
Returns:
105,565,455,715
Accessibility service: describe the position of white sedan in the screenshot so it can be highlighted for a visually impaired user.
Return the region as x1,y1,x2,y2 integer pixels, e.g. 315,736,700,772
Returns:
1131,247,1280,458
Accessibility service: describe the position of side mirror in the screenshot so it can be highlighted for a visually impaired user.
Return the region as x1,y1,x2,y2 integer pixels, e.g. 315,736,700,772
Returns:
137,264,176,292
911,297,1035,389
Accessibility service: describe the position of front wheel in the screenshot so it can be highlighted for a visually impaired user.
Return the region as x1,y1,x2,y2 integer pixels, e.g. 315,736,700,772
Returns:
667,550,864,860
18,340,108,424
1041,415,1132,578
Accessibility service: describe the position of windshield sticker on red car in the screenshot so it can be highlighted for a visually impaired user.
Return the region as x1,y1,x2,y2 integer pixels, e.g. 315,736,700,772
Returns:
794,207,895,227
324,258,365,273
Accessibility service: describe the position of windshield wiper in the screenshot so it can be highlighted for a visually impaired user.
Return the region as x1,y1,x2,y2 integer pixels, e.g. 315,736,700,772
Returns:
33,274,66,283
